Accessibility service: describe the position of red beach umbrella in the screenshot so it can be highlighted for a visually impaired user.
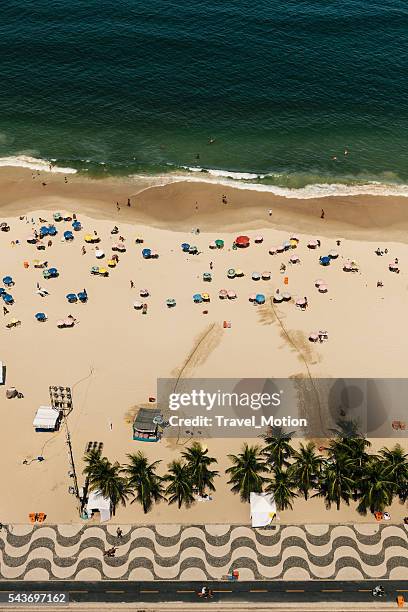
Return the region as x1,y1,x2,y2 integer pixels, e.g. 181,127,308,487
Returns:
235,235,250,247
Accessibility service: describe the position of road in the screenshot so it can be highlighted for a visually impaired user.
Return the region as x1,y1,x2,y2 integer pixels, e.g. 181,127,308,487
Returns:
0,580,406,605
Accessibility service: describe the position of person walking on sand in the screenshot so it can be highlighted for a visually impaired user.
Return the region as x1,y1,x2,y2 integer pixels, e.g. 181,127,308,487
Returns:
209,262,213,270
3,306,8,316
268,209,272,216
82,246,86,255
321,209,325,219
127,198,131,207
130,280,134,289
116,202,120,212
116,527,123,539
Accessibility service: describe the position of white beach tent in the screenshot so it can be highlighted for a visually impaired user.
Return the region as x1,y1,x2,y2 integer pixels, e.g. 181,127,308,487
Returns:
0,361,4,384
33,406,60,431
250,492,277,528
86,490,111,523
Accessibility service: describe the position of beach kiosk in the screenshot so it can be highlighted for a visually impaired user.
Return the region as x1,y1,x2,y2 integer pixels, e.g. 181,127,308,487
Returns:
250,492,277,527
33,406,61,432
133,407,162,441
86,490,111,523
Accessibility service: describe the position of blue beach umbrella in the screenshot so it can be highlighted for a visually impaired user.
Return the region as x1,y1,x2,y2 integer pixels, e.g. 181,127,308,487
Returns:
3,276,13,286
255,294,265,304
142,248,151,259
72,221,82,231
3,293,13,304
193,293,203,303
319,256,331,266
40,226,49,237
66,293,77,303
47,225,57,236
48,268,58,277
0,288,5,295
35,312,46,321
181,243,190,252
78,291,88,302
64,230,74,240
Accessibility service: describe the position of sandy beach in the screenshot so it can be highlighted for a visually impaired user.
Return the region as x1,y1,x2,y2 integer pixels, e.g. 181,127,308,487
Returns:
0,167,407,525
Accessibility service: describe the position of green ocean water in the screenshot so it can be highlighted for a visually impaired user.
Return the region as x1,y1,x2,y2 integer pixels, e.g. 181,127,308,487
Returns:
1,0,408,193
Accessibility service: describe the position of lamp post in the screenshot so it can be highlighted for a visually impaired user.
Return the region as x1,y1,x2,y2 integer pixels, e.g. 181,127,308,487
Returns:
49,386,80,511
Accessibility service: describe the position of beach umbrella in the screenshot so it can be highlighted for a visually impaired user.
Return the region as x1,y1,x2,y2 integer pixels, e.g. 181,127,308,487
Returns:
249,293,256,302
64,318,75,327
188,246,198,254
215,239,224,249
203,272,212,281
283,241,291,250
3,276,13,286
308,240,319,249
254,235,263,243
235,269,244,277
193,293,203,303
269,247,278,255
95,249,104,259
111,243,119,251
0,288,4,295
318,284,328,293
66,293,78,303
219,289,228,299
227,290,237,299
64,230,74,241
166,298,176,307
107,259,116,267
140,289,149,297
227,268,236,279
261,271,271,280
91,266,99,274
289,255,300,264
57,320,65,328
35,312,47,322
72,220,82,231
116,243,126,252
290,235,300,243
389,262,398,271
276,245,285,253
273,291,283,303
251,272,260,280
255,294,265,304
27,235,37,244
235,235,250,247
296,298,307,307
84,234,94,243
47,225,57,236
181,243,190,252
282,292,291,301
42,269,51,279
315,279,325,287
319,256,331,266
329,250,339,259
133,301,143,309
40,226,49,237
309,333,319,342
53,212,62,222
201,292,210,302
48,268,58,276
99,268,108,276
78,291,88,302
3,293,13,304
142,248,151,259
209,241,217,249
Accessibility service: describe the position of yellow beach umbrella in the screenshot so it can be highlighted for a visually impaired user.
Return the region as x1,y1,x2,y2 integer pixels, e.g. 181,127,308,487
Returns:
84,234,94,243
107,259,116,268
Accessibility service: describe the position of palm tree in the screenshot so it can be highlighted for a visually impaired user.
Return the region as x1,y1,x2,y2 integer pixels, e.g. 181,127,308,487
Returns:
82,447,103,511
261,427,294,469
326,435,371,499
87,457,131,515
356,457,395,515
124,452,165,513
164,460,195,509
266,468,298,511
226,444,268,502
378,444,408,501
289,442,323,500
314,458,354,511
181,442,219,495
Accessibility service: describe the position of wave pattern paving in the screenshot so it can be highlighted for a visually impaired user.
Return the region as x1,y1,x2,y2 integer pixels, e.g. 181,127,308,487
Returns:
0,524,407,581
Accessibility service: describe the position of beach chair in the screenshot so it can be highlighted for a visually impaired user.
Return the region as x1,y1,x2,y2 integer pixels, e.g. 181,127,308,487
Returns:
37,512,46,523
29,513,36,524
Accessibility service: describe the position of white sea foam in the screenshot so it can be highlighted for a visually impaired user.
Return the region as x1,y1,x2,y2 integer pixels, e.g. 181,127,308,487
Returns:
133,168,408,199
0,155,77,174
183,165,266,180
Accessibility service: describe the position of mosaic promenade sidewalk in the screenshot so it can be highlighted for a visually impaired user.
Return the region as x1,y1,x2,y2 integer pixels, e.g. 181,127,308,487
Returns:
0,523,407,581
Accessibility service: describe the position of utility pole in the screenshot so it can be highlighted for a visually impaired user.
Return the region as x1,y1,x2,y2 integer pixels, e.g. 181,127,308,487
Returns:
49,386,81,514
